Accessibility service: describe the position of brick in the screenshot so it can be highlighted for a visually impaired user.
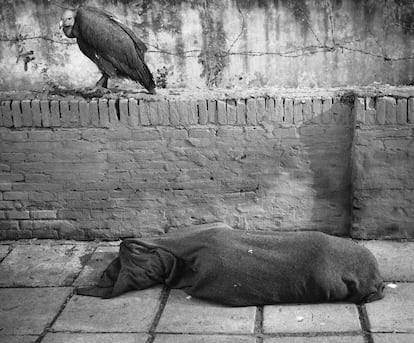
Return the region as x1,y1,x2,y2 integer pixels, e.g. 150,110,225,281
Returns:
154,335,254,343
178,101,190,125
108,99,119,123
149,101,159,125
0,219,19,229
293,99,303,124
226,100,237,124
59,100,70,126
40,100,51,127
119,99,129,125
30,210,57,219
312,98,322,123
0,183,12,191
11,100,23,127
98,99,109,127
21,99,33,126
3,191,28,200
157,289,255,334
139,101,150,126
79,100,90,126
128,99,139,126
168,101,179,125
354,97,365,125
0,101,2,126
158,101,169,125
256,98,265,123
376,97,386,124
302,98,312,123
264,98,275,121
188,100,198,124
396,98,407,124
89,100,99,126
366,97,376,125
5,210,30,219
31,99,42,127
384,96,397,124
283,98,293,124
0,173,24,182
372,334,414,343
53,288,162,332
1,131,27,141
207,100,217,123
409,98,414,123
236,100,246,125
50,100,60,127
264,337,363,343
366,283,414,333
1,100,13,127
197,100,208,124
321,97,333,124
263,303,360,333
217,100,227,124
274,97,283,123
246,99,257,125
0,201,14,210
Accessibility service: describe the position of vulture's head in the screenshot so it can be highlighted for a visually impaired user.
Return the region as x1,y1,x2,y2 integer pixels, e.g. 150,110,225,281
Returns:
60,10,76,38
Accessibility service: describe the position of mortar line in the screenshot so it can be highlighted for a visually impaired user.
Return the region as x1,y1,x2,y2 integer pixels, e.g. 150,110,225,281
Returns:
357,304,374,343
254,305,264,343
146,286,171,343
34,287,76,343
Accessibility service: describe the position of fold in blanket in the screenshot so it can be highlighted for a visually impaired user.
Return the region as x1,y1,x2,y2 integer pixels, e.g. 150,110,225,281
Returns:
78,223,384,306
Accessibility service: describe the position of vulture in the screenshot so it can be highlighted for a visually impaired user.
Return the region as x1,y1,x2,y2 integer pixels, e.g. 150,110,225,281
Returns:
60,6,156,94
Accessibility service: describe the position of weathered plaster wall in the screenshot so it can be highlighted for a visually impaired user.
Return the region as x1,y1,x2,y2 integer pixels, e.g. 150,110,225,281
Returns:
0,0,413,90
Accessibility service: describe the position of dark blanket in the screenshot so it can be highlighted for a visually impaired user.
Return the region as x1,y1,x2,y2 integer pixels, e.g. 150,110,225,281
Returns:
78,223,384,306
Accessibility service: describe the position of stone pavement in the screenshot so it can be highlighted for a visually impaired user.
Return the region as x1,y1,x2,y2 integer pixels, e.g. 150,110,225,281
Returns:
0,239,413,343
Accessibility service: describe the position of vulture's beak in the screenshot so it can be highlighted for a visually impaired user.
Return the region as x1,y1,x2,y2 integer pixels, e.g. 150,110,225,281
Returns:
59,20,63,29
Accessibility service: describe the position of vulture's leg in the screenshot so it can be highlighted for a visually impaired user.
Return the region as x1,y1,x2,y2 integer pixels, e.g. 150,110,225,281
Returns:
96,74,109,88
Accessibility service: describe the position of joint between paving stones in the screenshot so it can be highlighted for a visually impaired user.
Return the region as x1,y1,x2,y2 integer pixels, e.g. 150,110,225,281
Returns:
357,304,374,343
147,286,171,342
34,287,76,343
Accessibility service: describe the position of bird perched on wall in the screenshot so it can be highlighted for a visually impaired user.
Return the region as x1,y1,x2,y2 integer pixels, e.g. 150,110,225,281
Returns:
59,6,156,94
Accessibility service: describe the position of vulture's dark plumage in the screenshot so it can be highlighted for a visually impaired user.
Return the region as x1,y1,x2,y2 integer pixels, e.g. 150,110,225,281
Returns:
60,6,156,94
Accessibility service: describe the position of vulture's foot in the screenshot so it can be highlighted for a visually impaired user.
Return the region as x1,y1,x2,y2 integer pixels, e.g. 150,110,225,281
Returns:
96,75,109,88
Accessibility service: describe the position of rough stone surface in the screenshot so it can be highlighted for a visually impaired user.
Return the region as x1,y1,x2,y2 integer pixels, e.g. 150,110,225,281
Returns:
371,333,414,343
154,334,255,343
156,290,256,334
0,287,72,335
263,336,364,343
41,333,149,343
358,241,414,281
263,304,361,333
52,287,162,333
366,283,414,333
73,246,119,286
0,243,93,286
0,245,9,260
0,336,38,343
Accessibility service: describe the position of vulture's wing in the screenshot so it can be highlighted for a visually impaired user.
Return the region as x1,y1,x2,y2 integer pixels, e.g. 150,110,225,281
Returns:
75,6,155,91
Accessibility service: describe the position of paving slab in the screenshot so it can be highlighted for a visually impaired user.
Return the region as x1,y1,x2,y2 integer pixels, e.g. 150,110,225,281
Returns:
366,282,414,333
52,287,162,333
0,336,38,343
42,333,149,343
73,246,118,286
358,241,414,281
154,334,255,343
0,287,72,335
372,333,414,343
156,290,256,334
0,243,94,287
263,303,361,333
263,336,365,343
0,245,9,261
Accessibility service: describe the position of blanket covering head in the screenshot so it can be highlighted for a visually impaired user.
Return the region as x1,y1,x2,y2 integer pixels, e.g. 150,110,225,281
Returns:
78,223,384,306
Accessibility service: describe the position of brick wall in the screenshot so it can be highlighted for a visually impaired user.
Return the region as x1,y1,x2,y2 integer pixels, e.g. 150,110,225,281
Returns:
0,91,412,240
352,96,414,239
